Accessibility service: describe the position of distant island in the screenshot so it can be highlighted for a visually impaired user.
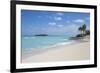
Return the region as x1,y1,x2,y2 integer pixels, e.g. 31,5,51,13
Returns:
35,34,48,36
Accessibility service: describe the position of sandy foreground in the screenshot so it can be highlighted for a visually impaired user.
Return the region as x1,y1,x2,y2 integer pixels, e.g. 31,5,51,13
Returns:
22,40,90,63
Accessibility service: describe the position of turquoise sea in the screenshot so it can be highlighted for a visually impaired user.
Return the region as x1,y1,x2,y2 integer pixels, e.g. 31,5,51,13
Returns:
22,35,75,55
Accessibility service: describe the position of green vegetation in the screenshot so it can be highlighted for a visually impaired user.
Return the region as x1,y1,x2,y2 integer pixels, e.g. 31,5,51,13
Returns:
76,24,90,37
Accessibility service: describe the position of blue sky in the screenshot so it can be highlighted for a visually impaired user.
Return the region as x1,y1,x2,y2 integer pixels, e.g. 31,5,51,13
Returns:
21,10,90,36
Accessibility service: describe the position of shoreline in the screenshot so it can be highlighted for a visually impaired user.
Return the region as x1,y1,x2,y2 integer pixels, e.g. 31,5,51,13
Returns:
22,37,90,63
22,40,76,57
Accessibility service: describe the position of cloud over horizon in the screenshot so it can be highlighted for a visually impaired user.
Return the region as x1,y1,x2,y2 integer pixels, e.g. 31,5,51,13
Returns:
21,10,90,36
73,19,85,23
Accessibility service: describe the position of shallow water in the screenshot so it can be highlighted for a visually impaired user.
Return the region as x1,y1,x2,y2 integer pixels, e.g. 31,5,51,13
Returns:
22,35,75,55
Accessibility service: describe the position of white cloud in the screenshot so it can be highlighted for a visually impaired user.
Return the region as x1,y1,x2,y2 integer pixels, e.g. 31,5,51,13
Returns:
57,24,63,27
74,19,85,23
48,22,56,26
54,17,62,21
44,24,79,35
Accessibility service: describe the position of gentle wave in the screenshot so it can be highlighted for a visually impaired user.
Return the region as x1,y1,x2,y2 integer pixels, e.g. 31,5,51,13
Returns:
22,36,74,51
23,40,75,50
39,40,76,49
22,40,77,56
23,37,36,39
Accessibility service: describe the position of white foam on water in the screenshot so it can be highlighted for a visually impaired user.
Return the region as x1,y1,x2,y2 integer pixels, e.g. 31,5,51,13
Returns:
24,37,36,39
41,40,76,49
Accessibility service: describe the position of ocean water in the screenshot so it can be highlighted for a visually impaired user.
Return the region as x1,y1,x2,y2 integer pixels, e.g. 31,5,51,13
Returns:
22,35,75,54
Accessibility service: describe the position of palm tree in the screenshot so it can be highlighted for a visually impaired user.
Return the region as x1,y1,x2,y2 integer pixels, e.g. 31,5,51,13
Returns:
78,27,83,37
78,24,86,37
82,24,86,36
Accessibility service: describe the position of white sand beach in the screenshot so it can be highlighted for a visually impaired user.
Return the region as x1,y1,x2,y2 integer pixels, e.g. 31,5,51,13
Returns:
22,37,90,63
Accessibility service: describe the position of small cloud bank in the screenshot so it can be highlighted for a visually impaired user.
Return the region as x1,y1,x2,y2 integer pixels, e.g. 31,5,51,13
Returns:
74,19,85,23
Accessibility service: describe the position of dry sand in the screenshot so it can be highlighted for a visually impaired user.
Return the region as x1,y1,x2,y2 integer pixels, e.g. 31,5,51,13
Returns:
22,39,90,63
